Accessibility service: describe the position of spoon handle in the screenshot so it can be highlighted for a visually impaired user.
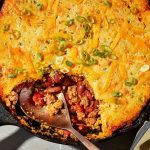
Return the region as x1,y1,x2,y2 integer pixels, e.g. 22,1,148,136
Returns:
70,127,100,150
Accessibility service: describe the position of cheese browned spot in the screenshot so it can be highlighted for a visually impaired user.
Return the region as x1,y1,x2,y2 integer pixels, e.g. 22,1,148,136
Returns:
0,0,150,140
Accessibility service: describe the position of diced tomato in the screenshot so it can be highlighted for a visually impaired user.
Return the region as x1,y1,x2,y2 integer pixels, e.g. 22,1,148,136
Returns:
53,72,63,83
86,107,94,113
63,130,71,138
75,103,84,112
32,92,45,107
44,76,53,87
84,90,93,101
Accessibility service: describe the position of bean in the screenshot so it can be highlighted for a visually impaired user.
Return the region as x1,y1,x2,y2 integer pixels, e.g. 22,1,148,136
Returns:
84,90,93,100
62,77,72,86
77,85,85,94
53,73,63,83
47,86,61,93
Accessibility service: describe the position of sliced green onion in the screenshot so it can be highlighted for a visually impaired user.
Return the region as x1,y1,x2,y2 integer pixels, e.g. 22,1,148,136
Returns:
125,77,138,87
84,24,90,33
66,60,73,67
37,3,43,10
37,53,43,61
25,9,32,16
76,16,87,23
3,24,10,32
37,69,44,77
93,49,104,57
93,49,111,58
81,51,96,66
14,68,26,73
57,36,64,41
101,45,111,51
86,57,96,66
81,51,90,61
104,0,112,7
12,30,21,40
57,40,67,51
65,19,74,26
112,92,122,97
7,73,17,78
76,39,85,45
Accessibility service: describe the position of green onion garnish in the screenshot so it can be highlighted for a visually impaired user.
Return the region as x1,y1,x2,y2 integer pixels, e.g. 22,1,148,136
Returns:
57,40,67,51
76,16,87,23
65,19,74,27
104,0,112,7
66,60,73,67
37,53,43,61
3,24,10,32
37,3,43,10
7,73,17,78
12,30,21,40
112,92,122,97
93,49,110,58
81,51,96,66
84,24,90,33
125,77,138,87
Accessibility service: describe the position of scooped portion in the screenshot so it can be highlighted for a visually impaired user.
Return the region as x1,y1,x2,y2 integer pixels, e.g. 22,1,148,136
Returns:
5,69,101,139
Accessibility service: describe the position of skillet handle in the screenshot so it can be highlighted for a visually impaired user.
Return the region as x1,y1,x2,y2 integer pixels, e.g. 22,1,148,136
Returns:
0,102,18,126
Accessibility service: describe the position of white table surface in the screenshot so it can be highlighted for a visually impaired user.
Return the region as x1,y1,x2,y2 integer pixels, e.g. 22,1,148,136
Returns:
0,125,143,150
0,125,78,150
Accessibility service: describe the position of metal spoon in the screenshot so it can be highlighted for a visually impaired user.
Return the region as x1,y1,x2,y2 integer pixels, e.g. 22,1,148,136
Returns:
19,87,100,150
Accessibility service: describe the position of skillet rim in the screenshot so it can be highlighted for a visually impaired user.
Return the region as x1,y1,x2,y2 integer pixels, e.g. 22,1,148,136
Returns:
0,99,149,146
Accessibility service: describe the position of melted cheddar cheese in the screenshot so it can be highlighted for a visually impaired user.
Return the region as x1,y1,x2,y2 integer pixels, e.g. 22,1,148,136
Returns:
0,0,150,139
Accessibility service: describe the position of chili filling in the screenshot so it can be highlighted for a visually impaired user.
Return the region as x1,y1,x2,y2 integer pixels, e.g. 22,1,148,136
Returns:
5,69,101,139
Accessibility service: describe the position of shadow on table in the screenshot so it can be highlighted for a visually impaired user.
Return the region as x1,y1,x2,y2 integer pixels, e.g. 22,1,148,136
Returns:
0,127,139,150
0,128,33,150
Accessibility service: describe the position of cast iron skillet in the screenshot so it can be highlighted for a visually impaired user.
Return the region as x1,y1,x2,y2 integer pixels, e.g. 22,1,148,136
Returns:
0,0,150,147
0,98,150,146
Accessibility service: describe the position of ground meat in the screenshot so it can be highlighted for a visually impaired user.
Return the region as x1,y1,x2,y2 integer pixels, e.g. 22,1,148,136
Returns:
46,99,63,116
8,91,18,102
77,112,85,121
67,86,79,104
5,91,18,109
88,109,98,118
43,93,57,104
80,96,89,109
85,118,97,126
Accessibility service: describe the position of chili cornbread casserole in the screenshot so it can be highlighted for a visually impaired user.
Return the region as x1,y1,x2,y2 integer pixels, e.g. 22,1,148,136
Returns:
0,0,150,140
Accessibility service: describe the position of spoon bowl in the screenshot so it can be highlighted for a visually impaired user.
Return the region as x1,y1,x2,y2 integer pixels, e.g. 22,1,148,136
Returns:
19,86,100,150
